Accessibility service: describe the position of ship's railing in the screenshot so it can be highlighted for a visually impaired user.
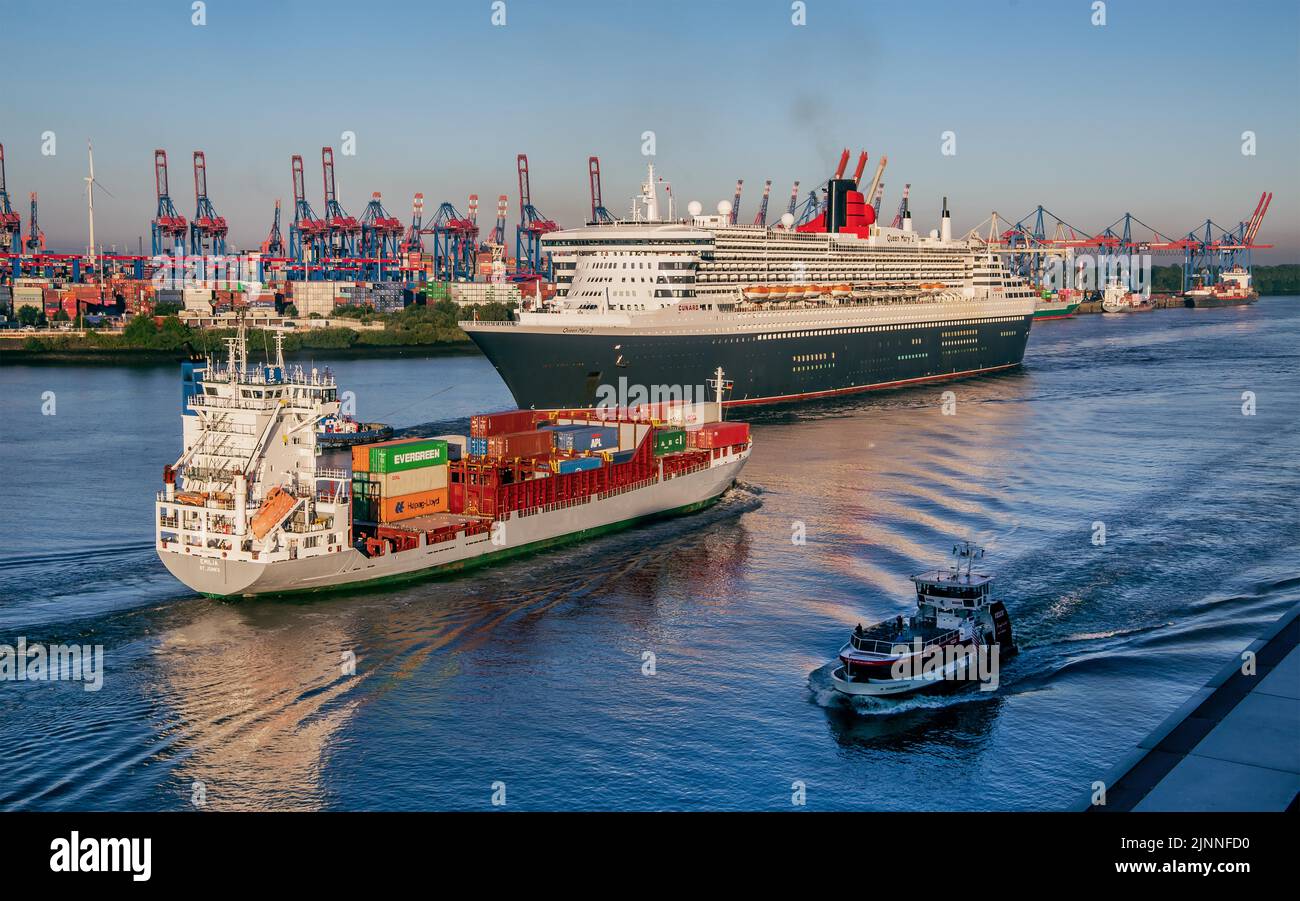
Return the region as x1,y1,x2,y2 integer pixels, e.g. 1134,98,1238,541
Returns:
847,627,962,656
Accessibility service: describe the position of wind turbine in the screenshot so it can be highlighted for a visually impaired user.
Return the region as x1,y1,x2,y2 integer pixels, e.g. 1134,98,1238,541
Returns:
83,140,113,285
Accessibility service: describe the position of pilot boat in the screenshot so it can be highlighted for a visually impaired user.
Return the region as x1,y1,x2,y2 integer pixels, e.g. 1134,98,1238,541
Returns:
830,542,1015,697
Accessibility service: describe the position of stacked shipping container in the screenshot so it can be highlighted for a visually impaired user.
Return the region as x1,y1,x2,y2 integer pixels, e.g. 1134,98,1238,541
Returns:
351,437,450,523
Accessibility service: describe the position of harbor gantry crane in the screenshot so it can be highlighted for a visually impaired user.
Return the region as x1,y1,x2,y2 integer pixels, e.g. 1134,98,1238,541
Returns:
320,147,360,259
424,200,479,281
776,180,800,228
401,193,425,253
261,199,284,257
0,144,20,254
150,150,189,257
871,182,885,218
467,194,479,229
891,184,911,229
729,179,743,224
752,179,772,227
25,192,45,254
515,154,559,276
189,150,229,257
288,153,327,269
588,156,615,223
358,191,405,278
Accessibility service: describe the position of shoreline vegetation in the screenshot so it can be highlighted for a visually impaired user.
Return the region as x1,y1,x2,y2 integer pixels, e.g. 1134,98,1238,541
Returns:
0,299,511,364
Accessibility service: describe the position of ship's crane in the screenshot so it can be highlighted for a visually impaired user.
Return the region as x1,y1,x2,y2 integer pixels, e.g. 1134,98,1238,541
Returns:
24,192,45,254
260,199,284,256
588,156,615,223
0,144,19,253
321,147,360,258
358,192,405,274
752,179,772,227
423,200,479,281
402,193,425,253
150,150,188,256
729,179,743,225
288,153,327,265
891,184,911,229
189,150,228,256
515,154,559,276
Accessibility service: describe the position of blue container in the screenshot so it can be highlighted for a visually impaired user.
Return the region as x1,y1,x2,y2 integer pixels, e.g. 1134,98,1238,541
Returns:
468,436,488,456
607,449,636,464
556,456,603,475
553,426,619,453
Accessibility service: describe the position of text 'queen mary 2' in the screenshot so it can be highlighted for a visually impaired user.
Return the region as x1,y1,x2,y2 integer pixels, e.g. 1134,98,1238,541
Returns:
463,158,1036,409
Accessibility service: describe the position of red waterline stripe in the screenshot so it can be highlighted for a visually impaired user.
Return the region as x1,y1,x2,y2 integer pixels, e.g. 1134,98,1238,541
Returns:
722,363,1021,407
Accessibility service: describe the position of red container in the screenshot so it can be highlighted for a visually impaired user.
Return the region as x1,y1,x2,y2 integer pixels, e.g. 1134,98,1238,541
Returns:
691,421,750,449
471,409,544,438
485,429,554,459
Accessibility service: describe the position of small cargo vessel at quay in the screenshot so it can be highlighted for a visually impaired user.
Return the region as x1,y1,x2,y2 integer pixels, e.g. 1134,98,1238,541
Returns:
155,324,751,598
1182,266,1260,308
830,543,1015,698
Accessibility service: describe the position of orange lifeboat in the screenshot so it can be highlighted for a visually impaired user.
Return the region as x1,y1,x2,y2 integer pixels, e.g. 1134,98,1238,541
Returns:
250,486,298,540
743,285,771,301
831,283,852,297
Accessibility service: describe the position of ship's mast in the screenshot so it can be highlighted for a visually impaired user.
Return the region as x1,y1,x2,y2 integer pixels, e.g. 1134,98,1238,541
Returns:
642,162,659,221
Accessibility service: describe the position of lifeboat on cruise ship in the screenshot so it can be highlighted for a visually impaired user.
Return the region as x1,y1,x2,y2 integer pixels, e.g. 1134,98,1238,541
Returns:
743,285,771,302
802,285,824,299
766,285,788,300
831,283,852,297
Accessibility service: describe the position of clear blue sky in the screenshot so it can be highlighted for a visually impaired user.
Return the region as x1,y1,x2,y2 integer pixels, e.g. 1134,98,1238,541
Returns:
3,0,1297,257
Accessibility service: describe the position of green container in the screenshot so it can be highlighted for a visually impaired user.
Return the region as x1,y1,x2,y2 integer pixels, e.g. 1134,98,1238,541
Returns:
369,438,448,474
653,428,687,456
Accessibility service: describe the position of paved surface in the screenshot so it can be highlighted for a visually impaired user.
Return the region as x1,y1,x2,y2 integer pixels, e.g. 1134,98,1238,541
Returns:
1080,602,1300,812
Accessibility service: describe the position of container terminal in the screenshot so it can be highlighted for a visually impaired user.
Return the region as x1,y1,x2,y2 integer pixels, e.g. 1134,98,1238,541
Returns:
0,140,1274,335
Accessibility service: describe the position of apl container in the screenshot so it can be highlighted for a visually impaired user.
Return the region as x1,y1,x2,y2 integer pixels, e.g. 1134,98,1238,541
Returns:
553,426,618,453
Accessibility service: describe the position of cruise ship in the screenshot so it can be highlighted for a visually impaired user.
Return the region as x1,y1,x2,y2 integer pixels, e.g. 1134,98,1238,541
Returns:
463,153,1038,409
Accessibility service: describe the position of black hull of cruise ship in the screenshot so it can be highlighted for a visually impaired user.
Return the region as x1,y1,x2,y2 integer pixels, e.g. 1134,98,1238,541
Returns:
468,314,1034,409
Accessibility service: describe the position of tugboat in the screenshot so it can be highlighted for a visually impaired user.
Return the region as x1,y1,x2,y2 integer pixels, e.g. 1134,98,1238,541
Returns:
830,543,1015,697
316,415,393,448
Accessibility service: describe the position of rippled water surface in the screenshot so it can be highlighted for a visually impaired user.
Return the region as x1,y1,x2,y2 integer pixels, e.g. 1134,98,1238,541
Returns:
1,301,1297,810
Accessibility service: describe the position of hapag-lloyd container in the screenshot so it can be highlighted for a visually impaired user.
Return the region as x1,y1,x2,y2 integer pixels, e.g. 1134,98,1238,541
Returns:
690,421,751,449
380,488,450,522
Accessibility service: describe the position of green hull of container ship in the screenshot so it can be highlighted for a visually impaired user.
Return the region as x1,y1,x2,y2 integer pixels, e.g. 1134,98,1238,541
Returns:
1033,302,1080,320
199,493,725,600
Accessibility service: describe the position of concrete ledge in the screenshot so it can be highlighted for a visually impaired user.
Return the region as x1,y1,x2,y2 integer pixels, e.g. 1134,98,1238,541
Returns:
1081,601,1300,812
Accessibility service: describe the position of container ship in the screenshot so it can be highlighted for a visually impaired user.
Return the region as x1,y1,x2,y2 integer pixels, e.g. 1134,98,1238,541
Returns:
1182,266,1259,308
155,325,750,598
462,152,1037,409
1033,288,1081,320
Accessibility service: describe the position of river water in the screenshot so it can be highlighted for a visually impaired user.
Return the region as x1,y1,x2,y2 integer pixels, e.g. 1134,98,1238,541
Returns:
1,299,1296,811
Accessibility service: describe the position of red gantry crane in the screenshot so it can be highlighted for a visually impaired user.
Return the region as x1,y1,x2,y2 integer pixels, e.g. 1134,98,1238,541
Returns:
150,150,188,256
515,153,559,276
189,150,228,256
